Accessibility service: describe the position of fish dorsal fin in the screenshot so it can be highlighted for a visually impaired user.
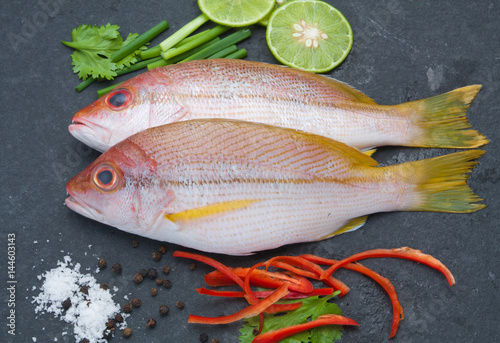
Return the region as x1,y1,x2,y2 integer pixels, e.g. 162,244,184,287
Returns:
320,215,369,240
320,77,378,104
165,199,261,223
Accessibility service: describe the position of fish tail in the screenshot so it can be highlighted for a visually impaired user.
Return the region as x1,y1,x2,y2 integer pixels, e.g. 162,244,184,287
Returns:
394,150,486,213
399,85,489,148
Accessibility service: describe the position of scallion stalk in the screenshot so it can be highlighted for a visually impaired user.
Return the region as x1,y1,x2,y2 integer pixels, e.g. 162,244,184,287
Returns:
225,48,248,59
180,29,251,63
161,25,231,61
140,29,211,60
207,45,238,59
97,81,125,98
159,13,209,52
111,20,169,62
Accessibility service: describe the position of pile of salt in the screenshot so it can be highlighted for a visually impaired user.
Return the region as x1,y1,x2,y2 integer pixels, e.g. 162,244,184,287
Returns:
32,256,126,343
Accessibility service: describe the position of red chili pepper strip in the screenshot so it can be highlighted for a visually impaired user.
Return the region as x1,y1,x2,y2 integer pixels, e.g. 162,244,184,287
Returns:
264,256,350,297
301,254,405,338
188,283,290,325
244,262,302,315
205,267,314,293
174,251,246,289
319,247,455,286
251,314,359,343
195,287,334,299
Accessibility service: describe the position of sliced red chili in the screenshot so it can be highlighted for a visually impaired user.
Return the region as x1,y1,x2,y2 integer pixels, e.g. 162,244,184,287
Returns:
205,267,314,293
319,247,455,286
252,314,359,343
195,287,334,299
301,254,404,338
188,283,290,325
264,256,350,297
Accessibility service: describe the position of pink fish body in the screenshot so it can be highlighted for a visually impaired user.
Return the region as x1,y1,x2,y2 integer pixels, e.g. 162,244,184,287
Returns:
66,119,484,255
69,59,487,152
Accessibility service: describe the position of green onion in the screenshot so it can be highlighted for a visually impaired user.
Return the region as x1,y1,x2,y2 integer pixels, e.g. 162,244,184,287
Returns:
159,13,209,52
161,25,230,61
147,59,170,70
116,56,163,76
140,29,211,60
225,48,248,59
180,29,251,63
111,20,169,62
97,82,125,98
76,77,97,92
208,45,238,59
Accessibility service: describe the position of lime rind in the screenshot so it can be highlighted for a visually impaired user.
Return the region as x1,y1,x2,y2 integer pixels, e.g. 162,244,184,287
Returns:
199,0,277,27
266,0,353,73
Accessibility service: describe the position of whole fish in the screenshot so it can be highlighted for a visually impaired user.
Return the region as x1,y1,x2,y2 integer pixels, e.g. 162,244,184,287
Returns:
65,119,485,255
69,59,488,152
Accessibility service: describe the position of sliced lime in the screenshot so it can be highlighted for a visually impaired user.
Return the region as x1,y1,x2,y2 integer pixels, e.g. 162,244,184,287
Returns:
198,0,276,27
266,0,353,73
258,0,294,27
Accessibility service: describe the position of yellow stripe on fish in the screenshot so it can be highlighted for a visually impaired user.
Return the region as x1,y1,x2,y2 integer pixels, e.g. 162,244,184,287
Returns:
65,119,485,255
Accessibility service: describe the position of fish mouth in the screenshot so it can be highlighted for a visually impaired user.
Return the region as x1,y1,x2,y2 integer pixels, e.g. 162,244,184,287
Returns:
65,190,104,223
68,117,111,152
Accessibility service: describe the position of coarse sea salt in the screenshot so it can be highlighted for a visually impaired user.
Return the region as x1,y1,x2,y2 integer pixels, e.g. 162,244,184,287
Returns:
32,256,126,343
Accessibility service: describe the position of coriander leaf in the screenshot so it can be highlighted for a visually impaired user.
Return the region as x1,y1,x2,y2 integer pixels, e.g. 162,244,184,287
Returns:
239,293,344,343
62,24,123,80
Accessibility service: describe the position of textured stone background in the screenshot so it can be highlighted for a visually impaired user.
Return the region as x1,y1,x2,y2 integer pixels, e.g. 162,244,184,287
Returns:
1,1,499,342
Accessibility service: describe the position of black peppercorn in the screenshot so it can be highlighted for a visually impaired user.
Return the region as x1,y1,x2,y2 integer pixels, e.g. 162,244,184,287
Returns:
147,268,158,279
176,301,185,309
139,269,148,277
111,263,122,275
146,317,156,328
162,265,171,275
132,298,142,308
122,327,132,338
100,283,109,290
133,273,143,284
200,333,209,342
123,303,133,313
162,278,172,289
62,298,72,310
158,245,167,254
97,258,107,269
152,251,162,261
115,313,124,323
106,319,115,329
211,339,219,343
132,240,139,248
150,288,158,297
189,262,196,271
80,285,89,294
159,304,169,316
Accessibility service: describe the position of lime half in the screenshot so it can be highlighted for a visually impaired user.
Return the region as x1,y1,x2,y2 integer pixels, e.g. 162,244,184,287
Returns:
266,0,353,73
198,0,276,27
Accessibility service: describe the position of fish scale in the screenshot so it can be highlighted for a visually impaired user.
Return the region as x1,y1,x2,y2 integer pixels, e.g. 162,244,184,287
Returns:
66,119,485,255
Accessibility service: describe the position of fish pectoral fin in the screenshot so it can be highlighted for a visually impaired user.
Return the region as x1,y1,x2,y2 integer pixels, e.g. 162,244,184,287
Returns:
164,199,262,223
320,215,369,240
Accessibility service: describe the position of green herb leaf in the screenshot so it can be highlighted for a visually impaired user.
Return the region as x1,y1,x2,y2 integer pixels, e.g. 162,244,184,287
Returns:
238,293,344,343
62,24,124,80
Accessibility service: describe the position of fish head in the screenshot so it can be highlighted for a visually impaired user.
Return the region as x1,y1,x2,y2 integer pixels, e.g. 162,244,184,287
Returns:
69,80,152,152
65,139,170,235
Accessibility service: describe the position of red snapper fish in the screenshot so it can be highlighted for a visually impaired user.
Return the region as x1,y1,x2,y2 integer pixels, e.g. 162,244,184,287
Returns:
65,119,485,255
69,59,488,152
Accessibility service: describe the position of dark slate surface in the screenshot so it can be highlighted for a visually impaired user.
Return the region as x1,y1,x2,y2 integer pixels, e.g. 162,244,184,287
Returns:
1,1,499,342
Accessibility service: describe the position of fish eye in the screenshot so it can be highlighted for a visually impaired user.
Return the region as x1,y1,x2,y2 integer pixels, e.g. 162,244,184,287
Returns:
105,89,132,111
92,164,121,191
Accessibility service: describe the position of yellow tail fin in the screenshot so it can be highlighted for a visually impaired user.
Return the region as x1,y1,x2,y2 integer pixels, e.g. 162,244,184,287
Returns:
398,85,489,149
394,150,486,213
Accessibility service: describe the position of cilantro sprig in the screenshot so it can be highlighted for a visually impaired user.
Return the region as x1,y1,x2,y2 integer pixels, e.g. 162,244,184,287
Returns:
239,293,344,343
